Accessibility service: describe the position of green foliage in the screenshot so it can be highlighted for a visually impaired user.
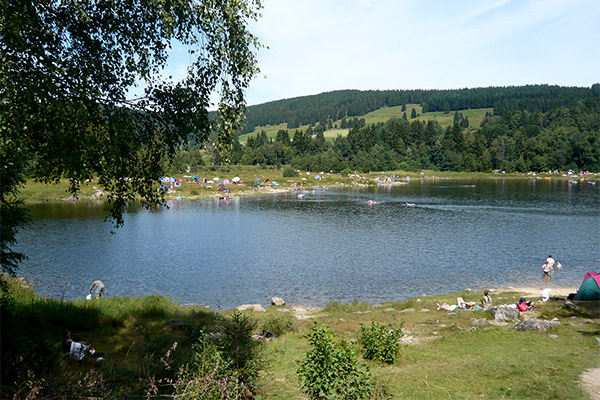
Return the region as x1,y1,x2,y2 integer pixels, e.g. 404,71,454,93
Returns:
174,332,253,400
359,321,403,364
216,311,262,389
282,166,299,177
297,323,374,399
1,0,262,273
261,314,296,337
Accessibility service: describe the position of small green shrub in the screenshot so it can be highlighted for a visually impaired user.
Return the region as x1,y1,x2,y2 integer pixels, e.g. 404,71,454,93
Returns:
359,321,403,364
282,166,298,177
297,323,373,399
190,190,199,196
174,333,252,400
217,311,262,388
261,314,296,336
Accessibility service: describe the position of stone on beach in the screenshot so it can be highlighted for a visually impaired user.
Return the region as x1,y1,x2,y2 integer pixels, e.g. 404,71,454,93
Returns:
271,296,286,306
237,304,266,312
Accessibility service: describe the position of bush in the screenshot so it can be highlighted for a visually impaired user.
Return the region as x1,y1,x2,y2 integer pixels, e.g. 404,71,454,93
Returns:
297,323,373,399
174,333,252,400
216,311,262,388
261,314,295,337
282,166,298,177
359,321,403,364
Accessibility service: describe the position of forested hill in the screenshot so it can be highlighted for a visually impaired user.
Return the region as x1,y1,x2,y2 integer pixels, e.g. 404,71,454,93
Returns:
240,84,598,134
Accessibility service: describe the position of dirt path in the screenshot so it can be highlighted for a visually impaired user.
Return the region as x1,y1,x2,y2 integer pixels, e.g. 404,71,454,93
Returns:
582,367,600,400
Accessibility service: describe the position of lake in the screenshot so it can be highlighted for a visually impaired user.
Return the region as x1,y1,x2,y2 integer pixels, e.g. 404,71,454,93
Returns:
15,178,600,309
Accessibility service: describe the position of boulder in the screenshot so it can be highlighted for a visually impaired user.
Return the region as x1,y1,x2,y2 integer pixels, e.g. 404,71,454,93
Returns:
492,305,520,322
400,308,416,313
419,309,430,313
514,319,561,332
472,318,488,327
384,308,396,312
271,296,286,306
237,304,266,312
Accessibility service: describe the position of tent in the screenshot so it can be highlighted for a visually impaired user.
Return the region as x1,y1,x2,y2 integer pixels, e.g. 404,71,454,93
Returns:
574,272,600,300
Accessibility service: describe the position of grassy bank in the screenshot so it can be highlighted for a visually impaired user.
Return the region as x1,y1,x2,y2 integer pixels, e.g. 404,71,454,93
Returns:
18,166,595,204
2,276,598,399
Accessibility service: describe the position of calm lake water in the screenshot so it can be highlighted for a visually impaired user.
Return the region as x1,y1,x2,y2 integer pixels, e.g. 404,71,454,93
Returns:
15,178,600,309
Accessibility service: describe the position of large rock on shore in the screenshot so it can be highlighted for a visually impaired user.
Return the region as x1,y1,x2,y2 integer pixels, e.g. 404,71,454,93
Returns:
271,297,286,306
492,305,520,322
237,304,266,312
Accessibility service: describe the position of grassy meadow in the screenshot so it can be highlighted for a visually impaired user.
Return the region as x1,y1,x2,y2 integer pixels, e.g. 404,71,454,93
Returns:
238,105,492,144
17,166,583,205
2,276,598,399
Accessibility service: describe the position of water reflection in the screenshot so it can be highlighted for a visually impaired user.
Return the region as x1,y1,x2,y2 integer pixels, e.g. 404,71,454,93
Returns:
15,179,600,309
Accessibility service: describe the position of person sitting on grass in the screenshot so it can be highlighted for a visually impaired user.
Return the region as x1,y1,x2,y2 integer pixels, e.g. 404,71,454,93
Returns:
481,290,492,308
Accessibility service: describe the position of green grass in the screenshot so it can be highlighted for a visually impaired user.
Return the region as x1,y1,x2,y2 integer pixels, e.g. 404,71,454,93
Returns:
17,167,587,206
253,290,599,399
2,277,598,399
239,105,494,144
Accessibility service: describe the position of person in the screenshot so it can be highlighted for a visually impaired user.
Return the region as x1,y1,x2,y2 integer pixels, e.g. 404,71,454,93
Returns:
542,255,554,276
69,334,88,361
89,279,105,298
481,290,492,308
545,255,555,270
62,329,73,355
556,260,563,270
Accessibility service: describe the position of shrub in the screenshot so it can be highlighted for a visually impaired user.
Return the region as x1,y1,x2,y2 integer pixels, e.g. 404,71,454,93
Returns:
216,311,262,388
297,323,373,399
261,314,295,337
282,166,298,177
359,321,403,364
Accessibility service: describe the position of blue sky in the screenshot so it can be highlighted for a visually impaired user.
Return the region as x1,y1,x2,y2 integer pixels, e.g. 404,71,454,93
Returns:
160,0,599,107
240,0,599,106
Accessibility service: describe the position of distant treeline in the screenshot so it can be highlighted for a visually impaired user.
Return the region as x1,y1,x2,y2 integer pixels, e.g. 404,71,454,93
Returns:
219,96,599,173
239,84,598,134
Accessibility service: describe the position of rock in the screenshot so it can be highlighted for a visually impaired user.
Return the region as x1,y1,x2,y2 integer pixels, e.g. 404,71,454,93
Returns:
384,308,396,312
547,334,558,338
464,288,472,292
488,320,509,326
551,317,559,321
271,296,286,306
564,300,579,309
595,337,600,345
514,319,561,331
237,304,266,312
472,318,487,327
277,308,290,313
353,311,372,315
419,309,430,312
373,304,383,308
416,298,422,302
400,308,416,313
447,313,457,317
467,327,477,332
492,305,520,322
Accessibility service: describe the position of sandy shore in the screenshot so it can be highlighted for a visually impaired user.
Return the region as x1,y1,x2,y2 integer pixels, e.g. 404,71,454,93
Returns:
492,286,577,298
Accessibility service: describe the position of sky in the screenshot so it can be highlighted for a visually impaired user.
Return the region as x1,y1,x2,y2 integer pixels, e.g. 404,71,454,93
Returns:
239,0,599,106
